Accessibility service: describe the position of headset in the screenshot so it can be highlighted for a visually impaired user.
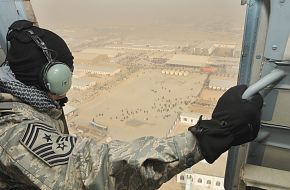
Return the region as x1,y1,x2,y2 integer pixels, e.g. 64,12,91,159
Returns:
25,30,73,96
6,20,72,96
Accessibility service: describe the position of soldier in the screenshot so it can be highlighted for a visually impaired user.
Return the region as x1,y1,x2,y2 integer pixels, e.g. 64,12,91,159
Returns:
0,20,263,190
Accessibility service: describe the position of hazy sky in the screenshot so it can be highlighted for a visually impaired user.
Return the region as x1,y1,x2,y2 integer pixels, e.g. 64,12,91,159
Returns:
30,0,246,28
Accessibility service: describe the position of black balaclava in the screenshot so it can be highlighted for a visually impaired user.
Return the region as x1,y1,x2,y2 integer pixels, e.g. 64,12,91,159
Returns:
6,20,74,91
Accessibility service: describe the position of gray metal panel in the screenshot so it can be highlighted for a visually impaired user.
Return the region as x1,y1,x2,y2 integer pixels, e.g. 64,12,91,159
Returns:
264,0,290,60
224,1,263,189
14,0,27,19
259,63,290,126
260,62,290,90
265,89,290,127
241,164,290,190
247,124,290,171
237,0,262,86
225,0,290,189
0,0,27,53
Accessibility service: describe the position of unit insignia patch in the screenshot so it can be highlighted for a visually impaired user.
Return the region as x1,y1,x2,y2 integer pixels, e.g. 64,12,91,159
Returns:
20,122,77,167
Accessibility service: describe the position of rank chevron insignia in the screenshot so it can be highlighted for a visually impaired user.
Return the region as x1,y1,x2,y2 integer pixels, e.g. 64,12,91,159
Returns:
20,122,77,167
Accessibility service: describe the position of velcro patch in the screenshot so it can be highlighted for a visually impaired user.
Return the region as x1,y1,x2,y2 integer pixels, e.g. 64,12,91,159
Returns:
20,122,77,167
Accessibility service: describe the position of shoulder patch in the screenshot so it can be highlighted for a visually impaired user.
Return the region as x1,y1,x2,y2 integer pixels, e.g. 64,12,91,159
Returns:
20,122,77,167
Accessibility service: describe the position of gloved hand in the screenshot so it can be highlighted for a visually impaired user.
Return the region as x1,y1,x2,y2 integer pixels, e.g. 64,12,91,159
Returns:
188,85,263,163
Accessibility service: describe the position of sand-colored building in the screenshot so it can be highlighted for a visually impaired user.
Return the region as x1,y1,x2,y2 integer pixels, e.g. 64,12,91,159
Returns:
167,112,227,190
73,52,109,64
80,48,123,58
176,158,226,190
161,69,189,76
63,104,78,120
75,64,121,76
224,65,240,75
193,41,239,57
71,78,96,90
193,41,216,56
166,54,239,69
166,55,209,68
208,74,237,91
73,48,123,64
208,79,237,91
180,112,202,125
106,43,175,52
208,56,240,66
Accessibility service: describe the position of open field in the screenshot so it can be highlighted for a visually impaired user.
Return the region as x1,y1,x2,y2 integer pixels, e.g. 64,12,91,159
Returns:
70,68,207,141
199,89,225,102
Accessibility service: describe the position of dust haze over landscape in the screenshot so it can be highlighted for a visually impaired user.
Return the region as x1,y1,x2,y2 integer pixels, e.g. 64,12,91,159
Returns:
30,1,245,189
31,0,245,42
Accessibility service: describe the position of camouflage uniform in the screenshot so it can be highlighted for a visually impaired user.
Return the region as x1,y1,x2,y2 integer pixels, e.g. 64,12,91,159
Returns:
0,93,203,190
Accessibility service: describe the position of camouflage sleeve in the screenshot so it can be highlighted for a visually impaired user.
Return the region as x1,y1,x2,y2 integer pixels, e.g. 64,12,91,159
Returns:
71,131,203,190
109,131,203,189
0,112,202,190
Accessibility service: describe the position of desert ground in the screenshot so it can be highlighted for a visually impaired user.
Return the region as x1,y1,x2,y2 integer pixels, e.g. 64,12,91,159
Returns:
70,68,207,141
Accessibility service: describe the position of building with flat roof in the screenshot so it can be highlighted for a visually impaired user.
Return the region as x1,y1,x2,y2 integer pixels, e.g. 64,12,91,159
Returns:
179,112,207,125
73,48,123,64
193,41,241,58
106,43,175,52
72,78,96,90
80,48,123,58
168,112,227,190
165,54,239,69
193,41,216,56
166,55,209,68
177,152,227,190
74,64,121,76
73,53,109,64
63,105,78,120
209,79,237,91
208,56,240,66
225,65,240,75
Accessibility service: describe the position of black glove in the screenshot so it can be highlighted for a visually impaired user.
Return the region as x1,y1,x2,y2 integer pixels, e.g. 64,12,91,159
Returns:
188,85,263,163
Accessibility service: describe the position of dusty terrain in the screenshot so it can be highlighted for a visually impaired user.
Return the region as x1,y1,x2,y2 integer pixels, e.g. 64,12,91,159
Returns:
69,68,207,141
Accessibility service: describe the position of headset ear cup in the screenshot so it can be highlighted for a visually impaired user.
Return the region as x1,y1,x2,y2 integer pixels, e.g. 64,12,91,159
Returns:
40,61,54,92
44,62,72,96
14,28,73,95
